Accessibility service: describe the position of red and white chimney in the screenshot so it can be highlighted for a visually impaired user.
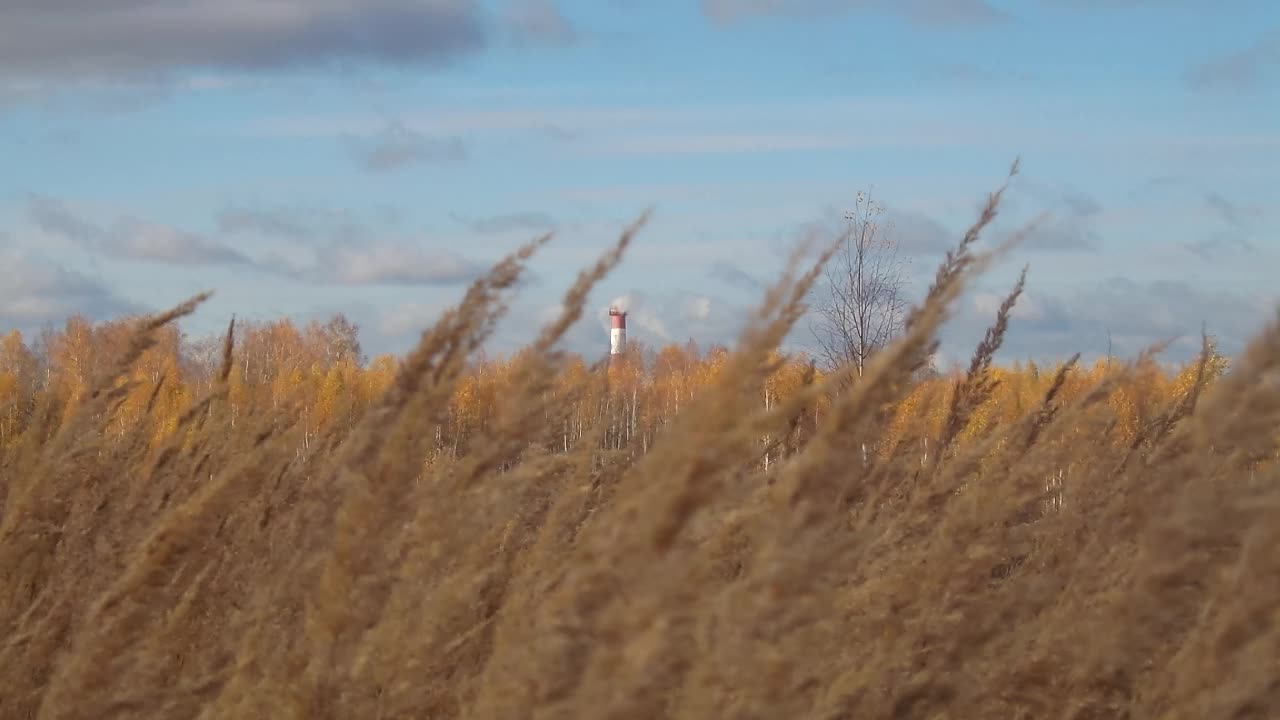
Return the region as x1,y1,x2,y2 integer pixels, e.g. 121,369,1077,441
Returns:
609,306,627,355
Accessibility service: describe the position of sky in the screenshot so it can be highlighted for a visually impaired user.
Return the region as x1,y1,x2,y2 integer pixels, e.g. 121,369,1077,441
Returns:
1,0,1277,368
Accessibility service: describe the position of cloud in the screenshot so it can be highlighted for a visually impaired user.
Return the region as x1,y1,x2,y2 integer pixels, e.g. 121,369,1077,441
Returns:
214,201,484,287
379,300,454,337
1204,192,1264,228
502,0,578,48
881,208,960,255
0,250,141,331
1182,232,1257,262
1176,192,1266,261
785,204,957,261
265,241,485,287
348,121,467,172
701,0,1010,29
326,244,481,285
1059,188,1102,218
1124,175,1186,204
1005,216,1098,252
1001,179,1102,252
26,194,252,265
215,203,379,244
940,276,1274,364
0,1,486,84
451,211,558,234
709,261,767,292
216,205,315,242
22,194,481,288
1185,28,1280,92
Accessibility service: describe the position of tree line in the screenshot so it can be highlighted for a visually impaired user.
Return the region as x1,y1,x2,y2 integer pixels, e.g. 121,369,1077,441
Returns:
0,309,1229,470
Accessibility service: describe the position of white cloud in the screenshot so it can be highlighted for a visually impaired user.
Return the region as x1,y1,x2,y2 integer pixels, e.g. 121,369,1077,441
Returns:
282,242,484,287
942,277,1276,364
26,194,252,266
347,121,467,172
379,301,451,337
0,250,141,330
684,295,714,322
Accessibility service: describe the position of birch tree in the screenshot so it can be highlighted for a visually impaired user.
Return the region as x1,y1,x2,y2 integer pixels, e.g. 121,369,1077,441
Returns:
809,189,909,378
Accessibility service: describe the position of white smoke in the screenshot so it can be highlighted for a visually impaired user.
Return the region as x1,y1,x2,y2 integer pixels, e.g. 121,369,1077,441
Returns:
604,292,670,341
683,295,713,321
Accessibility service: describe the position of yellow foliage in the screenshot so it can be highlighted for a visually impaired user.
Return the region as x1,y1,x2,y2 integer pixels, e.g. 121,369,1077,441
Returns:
0,313,1235,463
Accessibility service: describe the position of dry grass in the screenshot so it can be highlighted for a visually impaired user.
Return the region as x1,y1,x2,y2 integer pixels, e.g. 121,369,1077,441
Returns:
1,173,1278,720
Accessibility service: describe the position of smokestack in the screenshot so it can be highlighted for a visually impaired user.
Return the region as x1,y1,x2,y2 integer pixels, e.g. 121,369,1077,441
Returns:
609,306,627,356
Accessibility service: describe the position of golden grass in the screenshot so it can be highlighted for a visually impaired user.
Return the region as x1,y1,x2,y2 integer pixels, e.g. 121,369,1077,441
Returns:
1,172,1278,719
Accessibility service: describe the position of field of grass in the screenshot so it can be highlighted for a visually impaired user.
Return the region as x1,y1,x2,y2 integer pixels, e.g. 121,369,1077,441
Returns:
1,184,1278,719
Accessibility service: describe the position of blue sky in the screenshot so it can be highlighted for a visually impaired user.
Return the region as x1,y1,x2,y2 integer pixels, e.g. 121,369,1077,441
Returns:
1,0,1276,367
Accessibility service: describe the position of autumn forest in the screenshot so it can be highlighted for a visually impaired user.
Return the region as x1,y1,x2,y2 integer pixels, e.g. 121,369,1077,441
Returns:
0,305,1233,468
